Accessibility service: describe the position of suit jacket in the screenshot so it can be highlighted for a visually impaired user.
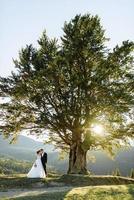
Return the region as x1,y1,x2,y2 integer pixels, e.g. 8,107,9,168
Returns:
41,152,47,166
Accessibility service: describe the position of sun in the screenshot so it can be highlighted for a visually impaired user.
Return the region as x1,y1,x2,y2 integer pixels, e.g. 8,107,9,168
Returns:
92,124,104,135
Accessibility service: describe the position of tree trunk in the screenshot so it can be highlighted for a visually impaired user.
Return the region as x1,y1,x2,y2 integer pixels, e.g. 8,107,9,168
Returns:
67,143,88,174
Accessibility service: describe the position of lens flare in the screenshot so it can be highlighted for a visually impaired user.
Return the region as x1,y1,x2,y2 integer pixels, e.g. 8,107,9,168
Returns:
92,124,104,135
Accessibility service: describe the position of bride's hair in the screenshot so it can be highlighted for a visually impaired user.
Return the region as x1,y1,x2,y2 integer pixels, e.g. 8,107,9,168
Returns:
36,150,40,154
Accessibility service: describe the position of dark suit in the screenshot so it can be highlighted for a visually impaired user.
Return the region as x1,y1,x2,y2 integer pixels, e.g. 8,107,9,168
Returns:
41,152,47,175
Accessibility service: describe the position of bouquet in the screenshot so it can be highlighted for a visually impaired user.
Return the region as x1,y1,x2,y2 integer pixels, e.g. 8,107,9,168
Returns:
34,163,37,167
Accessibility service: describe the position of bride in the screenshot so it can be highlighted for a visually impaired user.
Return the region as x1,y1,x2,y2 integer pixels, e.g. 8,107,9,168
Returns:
27,150,46,178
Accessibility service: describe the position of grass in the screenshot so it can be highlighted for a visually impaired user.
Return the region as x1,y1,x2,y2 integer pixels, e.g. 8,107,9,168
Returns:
0,174,46,191
1,185,134,200
52,174,134,186
1,173,134,190
1,174,134,200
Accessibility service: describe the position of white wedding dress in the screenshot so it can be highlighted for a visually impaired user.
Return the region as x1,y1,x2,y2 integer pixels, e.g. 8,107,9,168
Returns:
27,155,46,178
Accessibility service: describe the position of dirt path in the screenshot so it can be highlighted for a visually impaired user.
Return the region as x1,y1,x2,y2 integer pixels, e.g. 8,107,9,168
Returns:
0,186,73,199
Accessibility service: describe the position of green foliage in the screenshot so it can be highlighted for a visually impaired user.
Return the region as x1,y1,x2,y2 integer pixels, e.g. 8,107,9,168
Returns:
0,156,31,175
0,14,134,159
130,168,134,179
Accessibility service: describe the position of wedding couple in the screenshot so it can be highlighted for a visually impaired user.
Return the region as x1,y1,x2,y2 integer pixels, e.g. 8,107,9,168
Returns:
27,149,47,178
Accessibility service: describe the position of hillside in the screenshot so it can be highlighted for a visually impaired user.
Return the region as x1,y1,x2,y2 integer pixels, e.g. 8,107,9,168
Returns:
0,135,134,176
0,156,31,174
0,135,54,161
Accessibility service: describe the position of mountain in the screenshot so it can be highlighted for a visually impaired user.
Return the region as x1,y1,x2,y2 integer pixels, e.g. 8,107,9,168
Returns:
0,135,54,161
0,135,134,176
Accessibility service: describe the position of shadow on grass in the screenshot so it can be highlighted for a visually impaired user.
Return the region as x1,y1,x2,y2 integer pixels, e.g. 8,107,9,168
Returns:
53,174,134,187
1,174,134,190
0,175,46,190
6,191,70,200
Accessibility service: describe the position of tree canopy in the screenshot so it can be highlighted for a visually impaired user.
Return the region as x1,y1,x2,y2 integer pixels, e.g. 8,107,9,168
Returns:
0,14,134,174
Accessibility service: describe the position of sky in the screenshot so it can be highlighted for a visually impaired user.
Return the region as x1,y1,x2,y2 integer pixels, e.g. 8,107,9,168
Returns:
0,0,134,77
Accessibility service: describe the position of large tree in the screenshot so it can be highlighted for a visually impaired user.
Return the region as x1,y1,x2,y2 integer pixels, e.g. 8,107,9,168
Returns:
0,14,134,174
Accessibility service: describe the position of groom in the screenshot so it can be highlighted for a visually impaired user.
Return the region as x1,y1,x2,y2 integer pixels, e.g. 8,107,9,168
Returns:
40,149,47,176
